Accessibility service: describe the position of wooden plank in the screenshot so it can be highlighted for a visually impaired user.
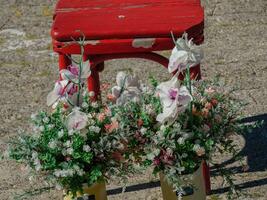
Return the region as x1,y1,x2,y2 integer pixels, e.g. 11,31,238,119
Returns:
52,4,204,41
55,0,201,11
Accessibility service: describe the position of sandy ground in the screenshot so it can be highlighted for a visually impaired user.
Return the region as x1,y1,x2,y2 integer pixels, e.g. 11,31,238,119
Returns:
0,0,266,199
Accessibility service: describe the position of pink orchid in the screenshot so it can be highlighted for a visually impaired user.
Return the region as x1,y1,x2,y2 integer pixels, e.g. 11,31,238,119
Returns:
60,61,91,83
47,80,77,107
156,76,193,123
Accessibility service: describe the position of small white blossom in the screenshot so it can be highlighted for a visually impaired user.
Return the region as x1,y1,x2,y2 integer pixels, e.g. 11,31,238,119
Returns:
64,140,72,148
83,145,91,152
39,126,45,132
91,102,98,108
89,126,101,133
160,125,166,131
66,148,74,155
48,124,55,129
140,127,147,135
82,102,89,108
177,137,185,145
43,117,49,123
68,129,75,136
48,140,57,149
58,129,64,138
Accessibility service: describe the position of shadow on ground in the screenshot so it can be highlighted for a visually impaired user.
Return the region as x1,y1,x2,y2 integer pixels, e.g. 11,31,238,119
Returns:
210,113,267,194
106,114,267,196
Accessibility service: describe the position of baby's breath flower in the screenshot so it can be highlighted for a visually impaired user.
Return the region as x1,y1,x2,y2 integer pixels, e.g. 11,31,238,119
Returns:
177,137,185,145
39,126,45,132
48,140,57,149
83,145,91,152
64,140,72,148
48,124,55,129
66,148,74,155
82,102,89,108
58,129,64,138
89,126,101,133
43,117,49,123
68,129,74,136
91,102,98,108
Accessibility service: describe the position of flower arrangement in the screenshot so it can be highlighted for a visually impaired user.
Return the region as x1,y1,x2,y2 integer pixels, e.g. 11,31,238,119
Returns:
5,34,256,199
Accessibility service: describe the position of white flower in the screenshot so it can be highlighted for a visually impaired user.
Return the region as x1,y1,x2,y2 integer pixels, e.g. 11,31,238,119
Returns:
39,126,45,132
168,33,203,74
91,102,98,108
48,124,55,129
58,129,64,138
68,129,75,136
89,126,101,133
48,140,57,149
178,137,185,145
66,107,88,131
140,128,147,135
83,145,91,152
64,140,72,148
82,102,89,108
111,71,142,105
43,117,49,123
66,148,74,155
156,76,192,123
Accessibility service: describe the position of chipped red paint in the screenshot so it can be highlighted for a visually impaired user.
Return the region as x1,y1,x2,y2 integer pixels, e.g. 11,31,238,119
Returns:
51,0,210,194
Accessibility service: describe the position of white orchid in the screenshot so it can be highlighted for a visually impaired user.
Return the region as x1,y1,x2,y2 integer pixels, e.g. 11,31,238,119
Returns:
47,80,78,108
60,61,91,83
156,76,193,123
168,33,203,74
66,107,88,131
111,71,142,105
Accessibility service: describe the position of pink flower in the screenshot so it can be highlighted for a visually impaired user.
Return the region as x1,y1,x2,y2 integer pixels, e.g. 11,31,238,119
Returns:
105,120,119,133
160,149,174,165
153,157,161,166
107,94,116,103
211,98,218,106
205,102,213,110
97,113,106,122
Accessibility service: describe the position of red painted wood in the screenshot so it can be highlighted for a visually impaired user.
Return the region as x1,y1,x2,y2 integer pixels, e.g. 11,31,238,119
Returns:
51,4,204,42
58,53,71,70
52,34,204,55
84,55,101,100
55,0,201,11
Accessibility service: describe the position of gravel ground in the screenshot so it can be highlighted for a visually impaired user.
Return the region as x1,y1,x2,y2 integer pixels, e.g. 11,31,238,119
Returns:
0,0,266,199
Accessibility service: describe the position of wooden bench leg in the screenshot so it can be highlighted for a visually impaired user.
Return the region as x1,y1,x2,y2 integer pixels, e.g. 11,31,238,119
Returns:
59,53,71,70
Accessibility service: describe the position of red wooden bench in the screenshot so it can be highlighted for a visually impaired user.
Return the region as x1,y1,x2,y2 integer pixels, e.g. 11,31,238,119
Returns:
51,0,210,195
